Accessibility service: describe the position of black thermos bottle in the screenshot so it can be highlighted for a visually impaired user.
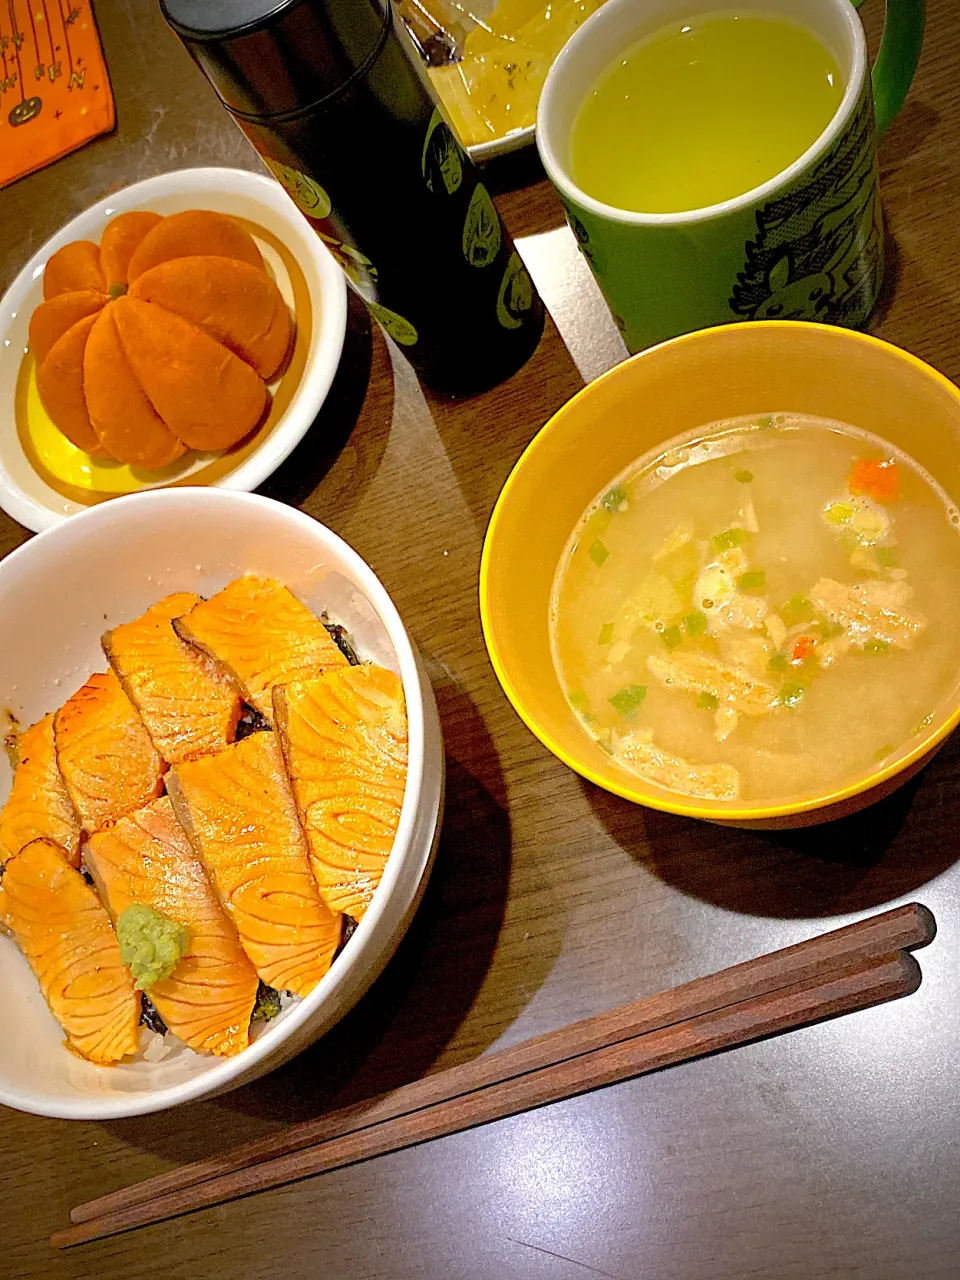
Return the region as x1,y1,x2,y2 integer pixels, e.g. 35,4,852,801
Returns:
160,0,545,394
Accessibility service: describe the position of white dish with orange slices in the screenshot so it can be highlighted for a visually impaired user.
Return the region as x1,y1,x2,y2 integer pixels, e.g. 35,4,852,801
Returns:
0,167,347,533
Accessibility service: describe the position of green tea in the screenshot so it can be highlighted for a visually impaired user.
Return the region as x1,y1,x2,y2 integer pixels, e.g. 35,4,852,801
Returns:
570,12,844,214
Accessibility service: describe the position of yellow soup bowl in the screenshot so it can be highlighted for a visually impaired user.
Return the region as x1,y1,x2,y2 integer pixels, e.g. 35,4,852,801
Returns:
480,321,960,828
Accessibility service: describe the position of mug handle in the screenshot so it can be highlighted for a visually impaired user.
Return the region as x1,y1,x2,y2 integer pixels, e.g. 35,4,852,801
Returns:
851,0,925,136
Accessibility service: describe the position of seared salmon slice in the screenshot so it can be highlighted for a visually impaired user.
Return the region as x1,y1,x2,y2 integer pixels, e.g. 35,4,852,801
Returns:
0,714,81,866
273,666,407,921
103,593,242,765
86,797,259,1056
173,575,347,724
0,838,140,1063
167,732,341,996
54,669,166,834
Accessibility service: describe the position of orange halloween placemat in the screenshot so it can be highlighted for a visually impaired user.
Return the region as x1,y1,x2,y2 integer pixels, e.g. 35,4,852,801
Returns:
0,1,114,189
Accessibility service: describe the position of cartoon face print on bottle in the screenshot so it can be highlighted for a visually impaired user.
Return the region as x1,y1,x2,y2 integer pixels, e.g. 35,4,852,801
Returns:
730,90,883,328
422,110,464,196
463,184,502,268
497,251,536,329
265,159,333,219
365,301,418,346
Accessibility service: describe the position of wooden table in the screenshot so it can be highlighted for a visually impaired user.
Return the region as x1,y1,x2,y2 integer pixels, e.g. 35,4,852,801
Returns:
3,3,959,1277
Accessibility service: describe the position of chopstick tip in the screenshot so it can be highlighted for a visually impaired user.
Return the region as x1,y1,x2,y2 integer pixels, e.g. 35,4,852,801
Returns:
898,949,923,996
906,902,936,949
50,1225,82,1251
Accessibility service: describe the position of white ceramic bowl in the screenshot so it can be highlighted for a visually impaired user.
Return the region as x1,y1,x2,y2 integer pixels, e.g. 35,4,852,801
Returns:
469,127,535,164
0,167,348,533
0,489,443,1119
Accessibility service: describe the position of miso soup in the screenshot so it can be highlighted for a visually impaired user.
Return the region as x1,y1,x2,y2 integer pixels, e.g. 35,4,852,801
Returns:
550,415,960,803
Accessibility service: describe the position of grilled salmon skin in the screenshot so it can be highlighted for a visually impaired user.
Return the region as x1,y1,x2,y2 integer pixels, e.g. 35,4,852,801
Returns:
0,714,81,866
86,797,259,1056
54,669,166,834
173,575,347,724
167,731,342,996
273,666,407,921
103,593,242,765
0,837,141,1063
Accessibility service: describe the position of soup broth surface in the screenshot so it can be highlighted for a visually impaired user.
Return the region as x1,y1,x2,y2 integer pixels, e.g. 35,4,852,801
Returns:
550,415,960,804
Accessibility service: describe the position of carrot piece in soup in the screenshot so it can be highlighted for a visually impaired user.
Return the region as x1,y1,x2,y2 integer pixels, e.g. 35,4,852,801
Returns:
848,458,900,504
791,634,817,664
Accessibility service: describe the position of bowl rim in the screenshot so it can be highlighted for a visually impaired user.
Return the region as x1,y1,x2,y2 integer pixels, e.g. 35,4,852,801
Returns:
0,488,428,1118
0,166,348,533
479,319,960,822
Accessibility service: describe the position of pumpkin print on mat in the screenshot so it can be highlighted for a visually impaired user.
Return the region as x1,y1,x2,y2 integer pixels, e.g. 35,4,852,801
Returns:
29,211,292,468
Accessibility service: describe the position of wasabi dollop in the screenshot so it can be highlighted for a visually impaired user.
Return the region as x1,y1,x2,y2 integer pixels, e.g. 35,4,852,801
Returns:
251,982,282,1023
117,903,189,991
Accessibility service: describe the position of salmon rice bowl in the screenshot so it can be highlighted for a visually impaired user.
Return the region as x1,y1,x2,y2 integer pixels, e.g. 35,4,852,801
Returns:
0,574,408,1067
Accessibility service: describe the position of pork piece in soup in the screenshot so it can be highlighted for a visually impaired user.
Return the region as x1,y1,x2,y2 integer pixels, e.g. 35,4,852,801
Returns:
550,415,960,804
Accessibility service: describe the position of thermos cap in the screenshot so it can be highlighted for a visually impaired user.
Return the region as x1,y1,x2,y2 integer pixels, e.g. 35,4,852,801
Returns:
160,0,391,119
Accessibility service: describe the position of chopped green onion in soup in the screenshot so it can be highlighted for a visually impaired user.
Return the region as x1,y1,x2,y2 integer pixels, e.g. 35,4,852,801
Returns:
778,681,807,709
684,610,708,636
711,528,745,551
608,685,647,717
780,593,814,624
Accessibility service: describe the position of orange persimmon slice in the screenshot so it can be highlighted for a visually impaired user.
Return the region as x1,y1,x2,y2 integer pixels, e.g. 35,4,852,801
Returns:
35,313,108,456
129,256,291,381
42,241,106,300
126,211,265,283
29,291,107,367
100,211,165,289
83,308,187,468
111,296,266,452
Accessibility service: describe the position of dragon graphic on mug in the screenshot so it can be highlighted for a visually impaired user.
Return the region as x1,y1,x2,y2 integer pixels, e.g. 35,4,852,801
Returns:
730,90,883,326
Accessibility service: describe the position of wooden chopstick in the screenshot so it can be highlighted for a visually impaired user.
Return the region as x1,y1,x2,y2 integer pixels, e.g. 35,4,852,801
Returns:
55,904,933,1248
69,903,934,1228
53,950,922,1249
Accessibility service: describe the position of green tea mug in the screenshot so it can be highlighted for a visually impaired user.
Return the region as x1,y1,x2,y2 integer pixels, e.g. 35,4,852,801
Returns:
537,0,924,352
